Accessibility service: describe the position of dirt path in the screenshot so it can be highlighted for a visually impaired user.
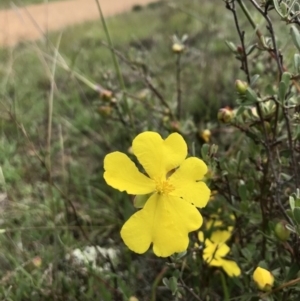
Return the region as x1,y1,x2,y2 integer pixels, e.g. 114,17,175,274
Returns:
0,0,154,47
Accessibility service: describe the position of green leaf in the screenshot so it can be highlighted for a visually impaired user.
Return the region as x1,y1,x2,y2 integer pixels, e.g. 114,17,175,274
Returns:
241,247,252,261
162,277,169,288
285,262,300,281
280,173,292,182
286,263,300,281
290,196,295,211
172,250,187,261
293,207,300,224
273,0,286,17
278,81,287,102
285,223,296,233
133,194,151,208
245,87,258,104
169,276,178,295
225,40,237,54
294,53,300,73
238,185,247,202
201,144,210,161
246,44,256,56
282,72,291,87
250,74,260,86
290,26,300,52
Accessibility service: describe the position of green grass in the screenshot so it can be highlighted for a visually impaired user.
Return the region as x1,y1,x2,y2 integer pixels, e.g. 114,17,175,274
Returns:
0,0,286,299
0,0,58,9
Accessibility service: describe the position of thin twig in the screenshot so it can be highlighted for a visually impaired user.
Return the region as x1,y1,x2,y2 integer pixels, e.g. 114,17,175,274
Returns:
176,54,182,119
226,0,251,83
94,0,134,129
255,103,293,224
100,41,176,121
247,0,283,79
282,106,299,187
179,278,203,301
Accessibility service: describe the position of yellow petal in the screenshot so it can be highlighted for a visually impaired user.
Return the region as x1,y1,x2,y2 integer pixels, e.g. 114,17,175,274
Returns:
207,257,223,267
203,240,218,263
215,243,230,257
203,240,230,263
198,231,204,242
132,132,187,179
170,157,210,207
210,230,231,244
104,152,155,194
120,207,153,255
221,259,241,277
206,218,223,230
253,267,274,291
121,193,202,257
152,194,202,256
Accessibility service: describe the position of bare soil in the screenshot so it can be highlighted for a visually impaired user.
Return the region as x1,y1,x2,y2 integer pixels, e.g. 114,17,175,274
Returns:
0,0,154,47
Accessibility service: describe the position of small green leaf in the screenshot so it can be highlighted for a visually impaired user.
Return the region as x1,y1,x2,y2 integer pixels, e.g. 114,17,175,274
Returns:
286,223,296,233
278,81,287,102
273,0,286,17
133,194,151,208
290,196,295,211
225,40,237,54
277,72,291,103
172,250,187,261
238,185,247,202
282,72,291,87
169,276,178,295
250,74,260,86
295,197,300,208
162,277,169,288
241,247,252,261
246,44,256,56
294,53,300,73
201,144,210,161
280,172,292,181
286,263,300,281
293,207,300,224
245,87,258,104
290,26,300,52
280,1,288,16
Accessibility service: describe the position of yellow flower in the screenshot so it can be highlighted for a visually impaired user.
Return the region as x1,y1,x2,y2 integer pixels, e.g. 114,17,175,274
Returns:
253,267,274,291
199,219,240,277
104,131,210,257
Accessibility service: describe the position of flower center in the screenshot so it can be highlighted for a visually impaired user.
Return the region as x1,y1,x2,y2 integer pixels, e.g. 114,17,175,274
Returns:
155,179,175,195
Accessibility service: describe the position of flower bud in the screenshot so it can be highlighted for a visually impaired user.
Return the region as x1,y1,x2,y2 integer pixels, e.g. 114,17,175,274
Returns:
274,220,290,241
200,129,211,143
25,256,42,272
253,267,274,291
235,80,248,94
217,107,233,123
236,45,244,54
98,105,112,116
172,43,185,53
100,89,113,101
170,121,180,131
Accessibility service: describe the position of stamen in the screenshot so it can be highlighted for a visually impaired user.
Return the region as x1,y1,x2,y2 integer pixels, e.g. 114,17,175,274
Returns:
155,179,175,195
